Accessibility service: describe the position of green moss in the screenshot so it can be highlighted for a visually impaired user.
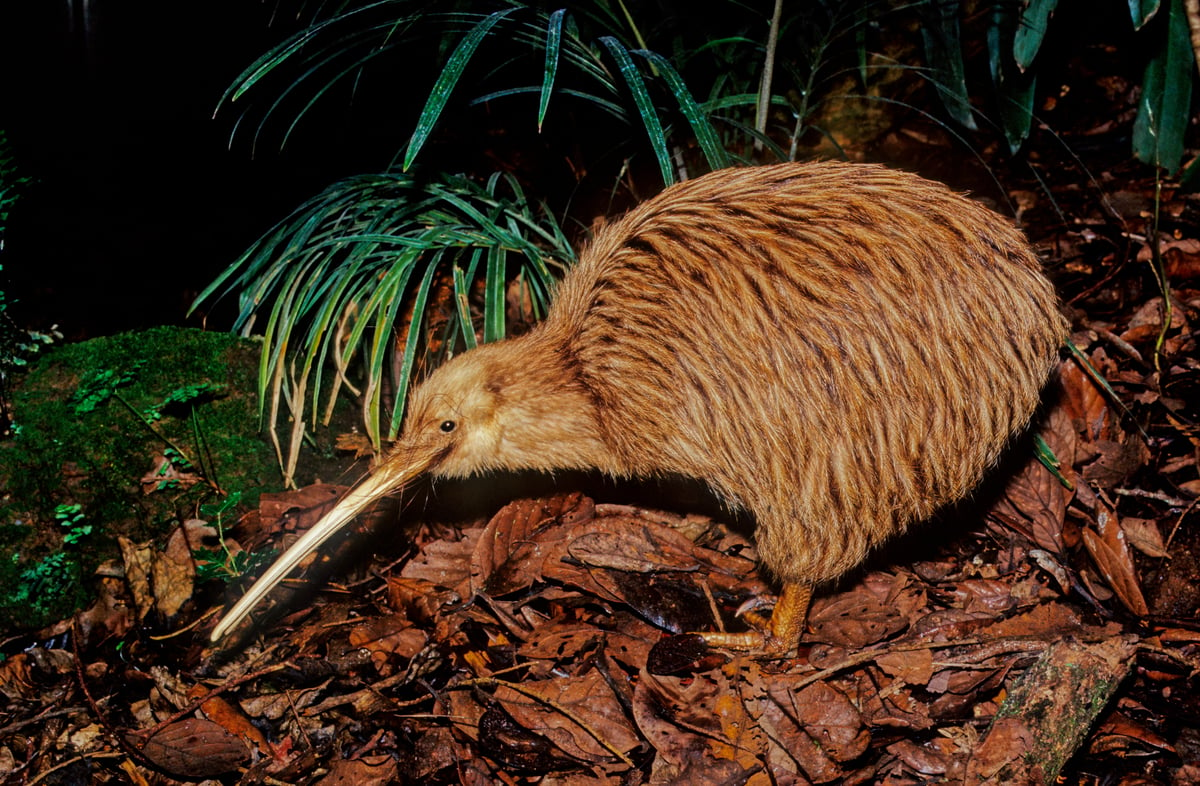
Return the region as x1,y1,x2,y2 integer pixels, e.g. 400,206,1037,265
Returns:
0,326,284,633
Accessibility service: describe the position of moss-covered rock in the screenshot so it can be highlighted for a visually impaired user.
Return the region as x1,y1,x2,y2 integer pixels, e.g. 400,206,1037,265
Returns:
0,326,283,633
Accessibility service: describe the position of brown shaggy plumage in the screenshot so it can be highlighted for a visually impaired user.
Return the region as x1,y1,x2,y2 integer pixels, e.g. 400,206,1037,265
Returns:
212,161,1067,648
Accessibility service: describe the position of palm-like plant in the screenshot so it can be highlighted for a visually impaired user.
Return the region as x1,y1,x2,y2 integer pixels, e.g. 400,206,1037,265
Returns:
194,172,577,484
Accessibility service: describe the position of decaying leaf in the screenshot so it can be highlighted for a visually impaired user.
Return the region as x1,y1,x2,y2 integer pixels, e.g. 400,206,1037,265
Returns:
1082,503,1150,616
133,718,248,779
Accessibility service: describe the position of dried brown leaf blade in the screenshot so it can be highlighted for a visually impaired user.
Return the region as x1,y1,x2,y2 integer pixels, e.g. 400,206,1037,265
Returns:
492,670,642,766
1082,505,1150,616
134,718,249,779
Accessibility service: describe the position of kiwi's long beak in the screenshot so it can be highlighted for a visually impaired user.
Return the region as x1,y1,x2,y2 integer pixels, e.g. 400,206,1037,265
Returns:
209,443,444,643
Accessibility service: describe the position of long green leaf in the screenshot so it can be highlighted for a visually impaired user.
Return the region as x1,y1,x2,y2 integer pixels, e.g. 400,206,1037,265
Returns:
989,3,1037,152
387,260,441,439
1014,0,1058,70
539,9,566,131
918,0,978,130
1129,0,1162,29
483,244,506,343
635,49,730,171
1133,0,1194,172
454,253,482,351
403,8,517,171
599,36,674,185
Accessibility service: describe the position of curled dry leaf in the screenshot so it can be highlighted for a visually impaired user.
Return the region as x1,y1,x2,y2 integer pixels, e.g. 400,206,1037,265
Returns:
633,665,763,781
400,526,483,597
1120,517,1169,558
118,536,155,622
471,493,593,596
316,754,399,785
887,738,952,776
939,579,1017,615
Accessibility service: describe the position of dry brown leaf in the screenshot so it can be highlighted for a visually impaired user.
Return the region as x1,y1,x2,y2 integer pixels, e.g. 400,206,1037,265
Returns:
988,405,1076,555
118,536,156,622
518,621,657,673
1082,504,1150,616
634,667,754,780
875,649,935,686
887,738,951,775
74,574,136,644
711,667,770,777
910,609,995,642
494,670,642,765
316,754,399,785
976,601,1094,641
808,591,908,647
400,526,483,597
1088,711,1176,755
153,521,210,618
1059,355,1119,442
928,657,1016,699
190,687,274,758
0,653,37,702
348,614,428,666
134,718,248,779
1120,517,1169,558
738,661,810,782
761,677,868,782
941,579,1017,615
1083,438,1151,488
471,493,593,596
1118,296,1188,343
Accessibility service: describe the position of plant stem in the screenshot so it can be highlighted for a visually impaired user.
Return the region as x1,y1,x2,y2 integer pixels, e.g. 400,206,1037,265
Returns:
756,0,784,152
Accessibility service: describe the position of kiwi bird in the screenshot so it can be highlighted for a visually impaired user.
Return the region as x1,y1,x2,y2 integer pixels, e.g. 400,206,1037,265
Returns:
210,161,1066,652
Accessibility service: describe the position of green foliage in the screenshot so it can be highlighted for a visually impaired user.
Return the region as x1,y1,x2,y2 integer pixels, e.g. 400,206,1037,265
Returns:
0,130,31,253
55,503,92,544
924,0,1194,169
0,551,88,632
1133,0,1194,172
71,364,141,414
193,171,577,484
0,327,280,632
222,3,733,181
192,490,277,583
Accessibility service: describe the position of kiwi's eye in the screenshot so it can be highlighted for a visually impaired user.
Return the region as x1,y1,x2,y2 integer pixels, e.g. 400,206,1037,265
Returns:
439,420,457,433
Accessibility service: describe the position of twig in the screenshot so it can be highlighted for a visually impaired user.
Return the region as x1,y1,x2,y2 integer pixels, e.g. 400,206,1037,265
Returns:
1114,487,1192,508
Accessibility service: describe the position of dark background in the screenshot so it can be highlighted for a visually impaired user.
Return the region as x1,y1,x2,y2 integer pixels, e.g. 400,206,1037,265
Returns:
0,1,366,340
